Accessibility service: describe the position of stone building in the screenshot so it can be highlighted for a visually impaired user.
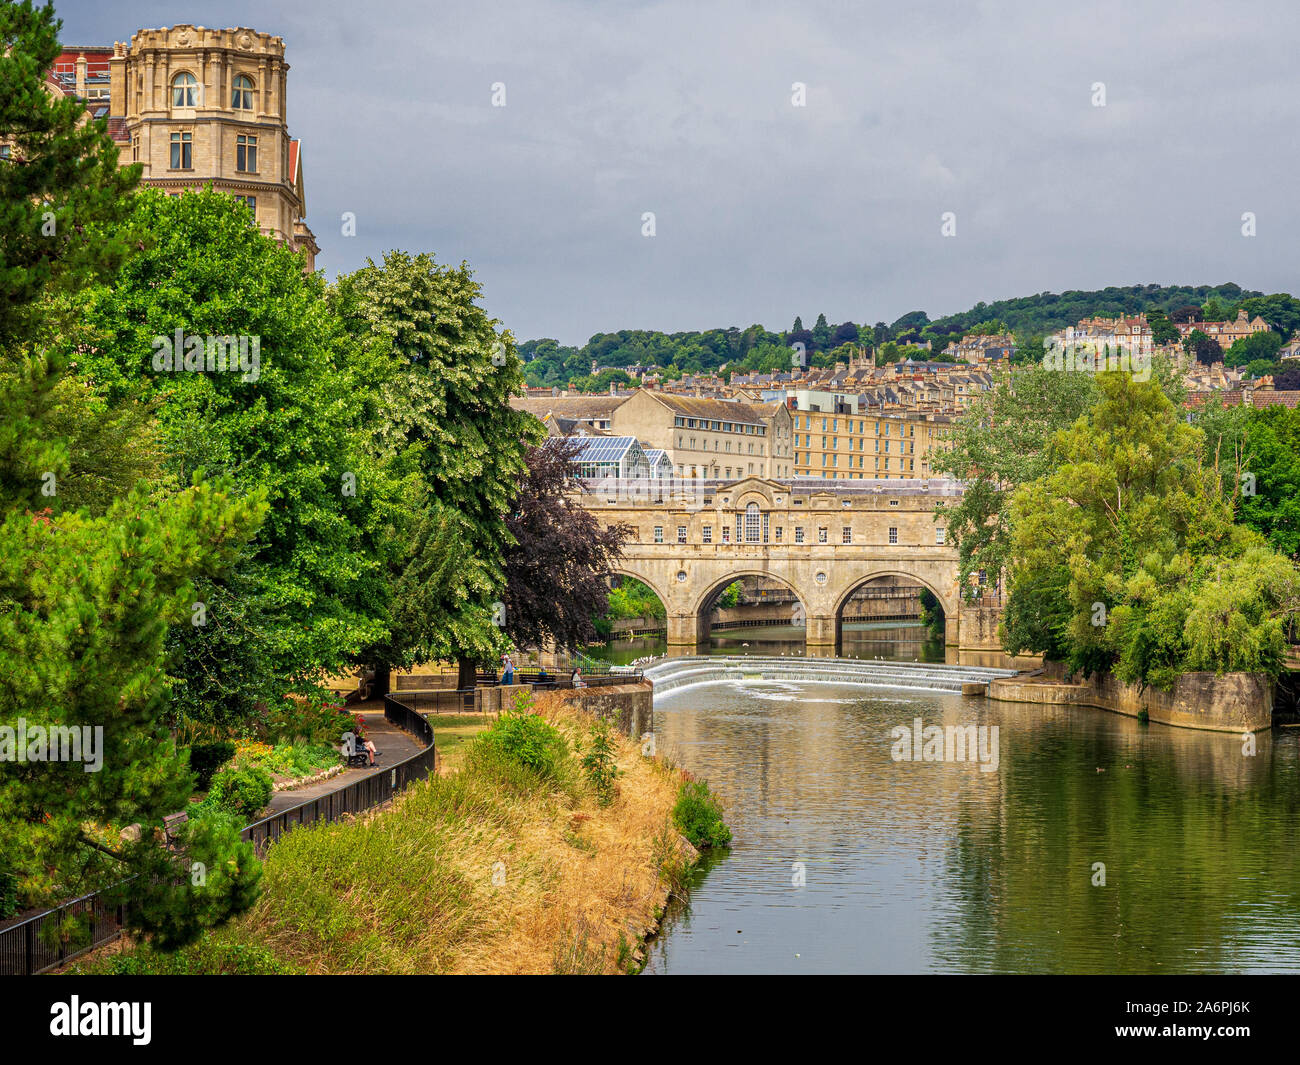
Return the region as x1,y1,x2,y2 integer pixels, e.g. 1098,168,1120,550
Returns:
49,25,318,269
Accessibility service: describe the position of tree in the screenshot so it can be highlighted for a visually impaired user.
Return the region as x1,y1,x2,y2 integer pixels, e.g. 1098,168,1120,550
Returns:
933,362,1097,596
1146,307,1180,346
331,251,543,688
0,0,142,350
812,313,831,350
502,439,631,651
57,190,389,728
1005,372,1298,688
830,321,860,348
1184,329,1223,365
1239,405,1300,559
1224,329,1282,368
0,3,266,947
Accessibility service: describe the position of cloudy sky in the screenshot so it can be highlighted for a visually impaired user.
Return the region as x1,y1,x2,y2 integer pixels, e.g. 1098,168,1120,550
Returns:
57,0,1300,344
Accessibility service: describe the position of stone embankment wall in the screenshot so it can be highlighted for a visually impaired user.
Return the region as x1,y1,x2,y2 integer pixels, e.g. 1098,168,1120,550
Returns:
988,665,1273,733
533,683,653,741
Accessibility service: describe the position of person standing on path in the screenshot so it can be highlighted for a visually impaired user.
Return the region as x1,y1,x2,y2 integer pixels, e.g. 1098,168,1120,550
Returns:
500,653,515,686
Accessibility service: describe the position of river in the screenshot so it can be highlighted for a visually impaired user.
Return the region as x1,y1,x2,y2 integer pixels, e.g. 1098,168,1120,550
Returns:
641,676,1300,974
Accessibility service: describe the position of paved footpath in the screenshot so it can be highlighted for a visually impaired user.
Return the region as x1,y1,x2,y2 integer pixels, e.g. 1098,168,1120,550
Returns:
264,700,422,815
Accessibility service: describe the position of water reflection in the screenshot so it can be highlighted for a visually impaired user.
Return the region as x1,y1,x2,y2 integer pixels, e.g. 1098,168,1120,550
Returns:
643,679,1300,974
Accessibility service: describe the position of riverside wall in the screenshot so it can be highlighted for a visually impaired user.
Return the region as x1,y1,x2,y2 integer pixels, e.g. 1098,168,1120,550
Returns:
534,682,654,741
988,665,1274,733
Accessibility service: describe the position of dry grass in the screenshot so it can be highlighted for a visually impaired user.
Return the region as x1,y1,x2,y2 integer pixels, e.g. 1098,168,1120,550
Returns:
79,696,698,975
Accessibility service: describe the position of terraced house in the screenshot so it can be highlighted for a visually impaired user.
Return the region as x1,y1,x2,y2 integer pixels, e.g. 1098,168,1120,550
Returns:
48,24,319,268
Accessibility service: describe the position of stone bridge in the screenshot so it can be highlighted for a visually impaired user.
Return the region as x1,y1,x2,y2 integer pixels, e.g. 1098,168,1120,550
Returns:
579,475,1005,655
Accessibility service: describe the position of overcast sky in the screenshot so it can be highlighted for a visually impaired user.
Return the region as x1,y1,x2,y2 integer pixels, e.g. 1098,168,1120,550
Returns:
56,0,1300,345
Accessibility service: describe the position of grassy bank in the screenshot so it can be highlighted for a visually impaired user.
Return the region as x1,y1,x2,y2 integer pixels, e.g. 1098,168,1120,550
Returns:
71,694,724,975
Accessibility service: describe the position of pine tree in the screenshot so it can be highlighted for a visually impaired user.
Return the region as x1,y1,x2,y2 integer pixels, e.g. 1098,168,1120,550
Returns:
0,3,266,948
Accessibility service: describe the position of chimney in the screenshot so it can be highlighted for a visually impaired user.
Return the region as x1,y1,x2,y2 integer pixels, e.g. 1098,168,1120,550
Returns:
75,53,87,99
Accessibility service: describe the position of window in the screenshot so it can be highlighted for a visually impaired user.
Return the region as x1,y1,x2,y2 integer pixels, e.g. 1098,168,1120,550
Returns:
232,74,254,110
842,526,852,544
171,71,198,107
775,526,783,543
936,527,946,545
237,134,258,172
722,526,731,543
169,131,192,169
702,524,712,543
818,527,828,544
744,503,761,543
653,525,663,544
795,527,805,544
677,526,687,544
234,194,257,214
889,527,898,544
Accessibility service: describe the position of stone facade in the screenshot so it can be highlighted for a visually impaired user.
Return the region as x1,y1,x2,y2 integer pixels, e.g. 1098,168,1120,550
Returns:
583,475,999,653
52,26,318,269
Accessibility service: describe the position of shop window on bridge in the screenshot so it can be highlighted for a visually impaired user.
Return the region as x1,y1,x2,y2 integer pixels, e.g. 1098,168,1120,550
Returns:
703,524,712,543
722,525,731,543
744,503,761,542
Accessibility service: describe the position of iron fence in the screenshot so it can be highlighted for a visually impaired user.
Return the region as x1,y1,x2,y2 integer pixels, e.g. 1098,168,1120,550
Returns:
0,694,437,975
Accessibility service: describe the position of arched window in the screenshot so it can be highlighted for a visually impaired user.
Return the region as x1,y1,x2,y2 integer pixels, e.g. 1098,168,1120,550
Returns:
171,71,198,107
744,502,761,543
231,74,254,110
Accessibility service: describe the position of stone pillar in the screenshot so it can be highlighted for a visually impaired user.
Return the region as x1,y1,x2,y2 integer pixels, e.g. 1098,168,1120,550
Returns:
945,613,960,646
805,614,834,657
666,613,701,653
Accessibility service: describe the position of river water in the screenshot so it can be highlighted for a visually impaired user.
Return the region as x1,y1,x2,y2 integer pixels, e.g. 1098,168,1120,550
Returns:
642,677,1300,974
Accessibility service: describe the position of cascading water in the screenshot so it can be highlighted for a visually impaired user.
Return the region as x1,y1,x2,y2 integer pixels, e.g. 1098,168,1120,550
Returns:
642,655,1018,698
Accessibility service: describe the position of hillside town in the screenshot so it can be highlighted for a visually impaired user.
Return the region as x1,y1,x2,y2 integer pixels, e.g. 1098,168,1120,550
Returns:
515,309,1300,483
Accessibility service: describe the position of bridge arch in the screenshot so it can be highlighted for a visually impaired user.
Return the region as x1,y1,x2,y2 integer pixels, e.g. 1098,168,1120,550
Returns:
606,565,672,616
831,569,955,658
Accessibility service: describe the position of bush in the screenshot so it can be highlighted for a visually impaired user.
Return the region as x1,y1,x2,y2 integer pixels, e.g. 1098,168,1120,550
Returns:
580,719,621,806
479,696,569,783
188,741,236,791
672,778,731,849
207,764,274,820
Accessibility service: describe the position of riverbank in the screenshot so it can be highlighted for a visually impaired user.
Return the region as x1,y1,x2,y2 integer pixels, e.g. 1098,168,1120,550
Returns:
987,663,1274,733
67,693,701,975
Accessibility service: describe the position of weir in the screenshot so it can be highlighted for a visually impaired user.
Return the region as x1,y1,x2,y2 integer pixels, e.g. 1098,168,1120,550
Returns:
643,655,1019,699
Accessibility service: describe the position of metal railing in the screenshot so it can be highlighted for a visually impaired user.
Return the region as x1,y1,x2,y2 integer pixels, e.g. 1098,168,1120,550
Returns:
0,695,437,975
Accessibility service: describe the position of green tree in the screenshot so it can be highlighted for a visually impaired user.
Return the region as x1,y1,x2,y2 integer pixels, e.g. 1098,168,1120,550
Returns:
1005,372,1297,687
57,190,389,728
0,0,142,349
1239,405,1300,558
331,251,543,688
933,362,1096,596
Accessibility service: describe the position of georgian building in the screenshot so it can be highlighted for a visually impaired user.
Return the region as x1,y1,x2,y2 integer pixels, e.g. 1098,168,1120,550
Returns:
1174,309,1270,349
49,25,318,269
